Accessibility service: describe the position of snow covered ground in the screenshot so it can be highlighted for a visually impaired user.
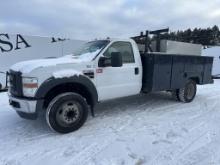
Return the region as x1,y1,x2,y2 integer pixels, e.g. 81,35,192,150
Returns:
0,80,220,165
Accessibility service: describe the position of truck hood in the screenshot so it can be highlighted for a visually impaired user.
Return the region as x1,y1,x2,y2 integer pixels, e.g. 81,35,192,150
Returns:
10,51,98,74
10,55,85,74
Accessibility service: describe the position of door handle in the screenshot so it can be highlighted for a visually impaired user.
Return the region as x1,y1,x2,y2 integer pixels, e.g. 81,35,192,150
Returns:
135,67,139,75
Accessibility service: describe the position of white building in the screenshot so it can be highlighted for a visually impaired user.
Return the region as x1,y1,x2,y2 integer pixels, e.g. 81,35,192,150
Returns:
0,34,85,90
202,47,220,75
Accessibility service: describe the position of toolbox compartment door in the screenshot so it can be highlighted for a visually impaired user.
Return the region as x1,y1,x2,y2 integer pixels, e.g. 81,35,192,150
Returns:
152,55,172,91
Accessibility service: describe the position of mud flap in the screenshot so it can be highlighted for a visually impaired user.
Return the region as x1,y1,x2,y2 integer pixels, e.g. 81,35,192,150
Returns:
91,106,95,117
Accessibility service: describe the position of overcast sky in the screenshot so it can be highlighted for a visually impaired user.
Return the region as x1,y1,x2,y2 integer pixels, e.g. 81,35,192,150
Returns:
0,0,220,40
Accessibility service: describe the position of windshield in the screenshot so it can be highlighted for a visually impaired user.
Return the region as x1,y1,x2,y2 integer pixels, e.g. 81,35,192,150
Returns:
73,40,110,61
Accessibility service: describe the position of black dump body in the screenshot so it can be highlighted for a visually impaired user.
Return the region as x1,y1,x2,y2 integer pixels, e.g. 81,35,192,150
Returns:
141,53,214,93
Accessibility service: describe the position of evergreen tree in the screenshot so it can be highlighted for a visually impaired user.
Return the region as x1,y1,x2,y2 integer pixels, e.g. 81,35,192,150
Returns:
156,25,220,46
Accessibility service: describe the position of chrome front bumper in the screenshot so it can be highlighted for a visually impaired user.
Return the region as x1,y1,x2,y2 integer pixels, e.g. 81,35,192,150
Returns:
8,95,37,114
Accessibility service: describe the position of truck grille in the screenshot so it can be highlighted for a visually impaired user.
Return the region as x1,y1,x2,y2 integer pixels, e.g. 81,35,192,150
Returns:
8,70,23,97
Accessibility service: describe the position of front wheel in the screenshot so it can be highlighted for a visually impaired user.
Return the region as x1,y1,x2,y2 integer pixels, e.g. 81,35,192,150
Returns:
46,92,88,134
178,80,197,103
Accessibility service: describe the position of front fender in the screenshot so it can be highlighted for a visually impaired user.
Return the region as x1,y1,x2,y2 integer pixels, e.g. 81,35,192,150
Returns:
35,75,98,105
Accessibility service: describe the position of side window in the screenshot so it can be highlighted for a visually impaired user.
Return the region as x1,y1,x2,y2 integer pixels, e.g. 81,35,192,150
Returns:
103,42,135,63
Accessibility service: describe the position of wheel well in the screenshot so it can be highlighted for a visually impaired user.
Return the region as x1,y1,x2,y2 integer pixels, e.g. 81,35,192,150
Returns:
190,77,200,84
43,83,94,109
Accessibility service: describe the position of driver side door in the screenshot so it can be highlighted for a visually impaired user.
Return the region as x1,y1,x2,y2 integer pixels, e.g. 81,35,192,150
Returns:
96,41,142,101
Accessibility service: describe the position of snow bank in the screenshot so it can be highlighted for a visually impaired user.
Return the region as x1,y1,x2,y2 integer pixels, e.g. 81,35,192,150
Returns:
53,69,81,78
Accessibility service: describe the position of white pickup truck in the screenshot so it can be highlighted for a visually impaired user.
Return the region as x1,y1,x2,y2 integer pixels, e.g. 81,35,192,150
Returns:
8,38,214,133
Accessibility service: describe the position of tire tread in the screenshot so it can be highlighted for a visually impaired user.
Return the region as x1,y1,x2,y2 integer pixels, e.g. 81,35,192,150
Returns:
178,79,197,103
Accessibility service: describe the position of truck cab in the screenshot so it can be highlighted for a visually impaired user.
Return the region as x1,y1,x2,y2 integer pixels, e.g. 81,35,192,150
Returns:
8,38,143,133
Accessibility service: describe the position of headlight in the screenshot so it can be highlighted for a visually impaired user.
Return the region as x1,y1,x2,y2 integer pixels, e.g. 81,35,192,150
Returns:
22,77,38,97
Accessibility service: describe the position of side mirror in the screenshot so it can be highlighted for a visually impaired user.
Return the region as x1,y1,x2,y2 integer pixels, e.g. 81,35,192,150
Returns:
98,57,111,67
111,52,123,67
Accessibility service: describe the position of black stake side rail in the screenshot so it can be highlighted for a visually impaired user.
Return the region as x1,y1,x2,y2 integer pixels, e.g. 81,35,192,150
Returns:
131,28,169,53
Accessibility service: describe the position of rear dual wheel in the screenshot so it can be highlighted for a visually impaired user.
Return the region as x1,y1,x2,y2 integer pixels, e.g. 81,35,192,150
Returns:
171,90,180,101
172,79,197,103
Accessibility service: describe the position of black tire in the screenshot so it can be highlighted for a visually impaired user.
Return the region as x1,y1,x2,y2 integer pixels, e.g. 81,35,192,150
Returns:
171,90,180,101
178,80,197,103
46,92,88,134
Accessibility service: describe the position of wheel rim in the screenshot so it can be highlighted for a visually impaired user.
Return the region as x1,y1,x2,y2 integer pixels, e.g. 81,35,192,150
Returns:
56,101,81,127
186,83,195,100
